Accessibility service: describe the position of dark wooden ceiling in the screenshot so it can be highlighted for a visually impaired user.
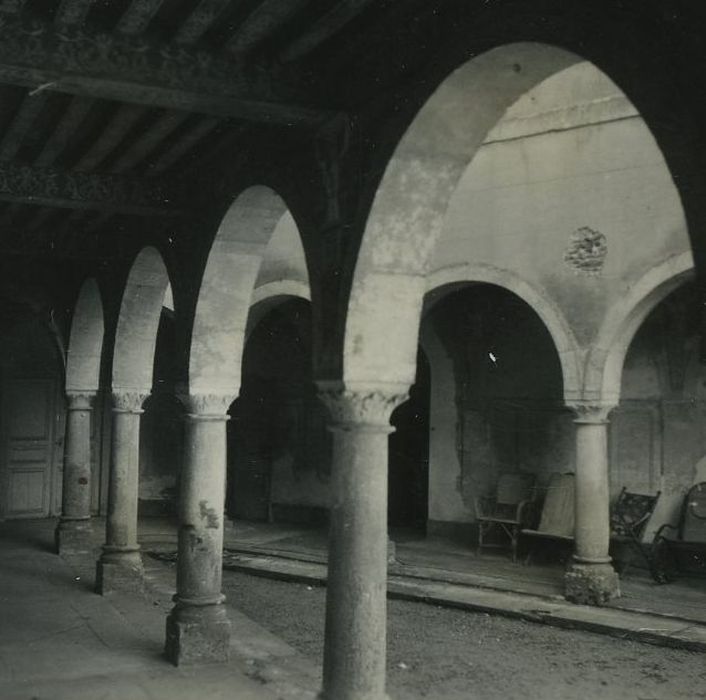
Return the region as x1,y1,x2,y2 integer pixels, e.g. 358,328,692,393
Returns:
0,0,382,258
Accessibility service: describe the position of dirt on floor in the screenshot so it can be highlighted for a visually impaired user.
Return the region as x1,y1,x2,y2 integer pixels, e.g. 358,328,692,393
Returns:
222,570,706,700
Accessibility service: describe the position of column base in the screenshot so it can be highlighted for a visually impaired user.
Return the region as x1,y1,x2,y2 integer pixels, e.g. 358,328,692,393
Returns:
165,604,231,666
564,559,620,606
318,688,391,700
55,519,93,555
95,548,144,595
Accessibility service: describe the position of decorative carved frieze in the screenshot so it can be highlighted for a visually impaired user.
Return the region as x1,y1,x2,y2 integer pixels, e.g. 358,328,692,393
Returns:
317,381,409,428
0,164,181,215
111,390,148,413
567,401,615,424
66,390,96,410
0,14,326,124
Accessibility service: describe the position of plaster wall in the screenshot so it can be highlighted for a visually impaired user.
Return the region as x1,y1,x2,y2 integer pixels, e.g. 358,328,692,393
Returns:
426,282,703,542
255,211,309,289
432,62,689,348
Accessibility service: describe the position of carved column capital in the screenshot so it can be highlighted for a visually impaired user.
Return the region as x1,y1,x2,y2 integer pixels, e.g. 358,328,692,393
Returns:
111,390,149,414
567,402,616,424
66,391,96,411
181,393,235,420
317,381,409,431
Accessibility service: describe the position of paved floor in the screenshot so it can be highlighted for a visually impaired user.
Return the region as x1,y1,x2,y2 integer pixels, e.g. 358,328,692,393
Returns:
1,517,705,699
0,520,318,700
217,520,706,626
140,517,706,650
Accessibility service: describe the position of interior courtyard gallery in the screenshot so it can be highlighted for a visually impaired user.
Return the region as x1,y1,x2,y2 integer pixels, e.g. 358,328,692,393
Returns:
0,1,706,699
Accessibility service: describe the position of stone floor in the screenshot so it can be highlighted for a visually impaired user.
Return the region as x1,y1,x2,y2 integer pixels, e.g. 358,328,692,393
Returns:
139,517,706,648
0,519,319,700
218,520,706,626
2,517,705,699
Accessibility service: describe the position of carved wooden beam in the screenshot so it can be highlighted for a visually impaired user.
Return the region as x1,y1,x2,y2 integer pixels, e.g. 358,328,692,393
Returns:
0,164,183,215
55,0,93,29
0,14,330,125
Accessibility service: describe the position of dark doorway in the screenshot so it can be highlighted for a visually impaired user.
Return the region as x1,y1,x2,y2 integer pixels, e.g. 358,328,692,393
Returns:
388,348,431,533
227,298,329,523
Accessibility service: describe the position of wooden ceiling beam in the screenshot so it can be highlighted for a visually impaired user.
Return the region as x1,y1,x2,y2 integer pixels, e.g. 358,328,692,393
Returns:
0,14,329,125
0,163,184,215
75,104,146,171
174,0,231,45
111,110,191,173
0,92,49,162
225,0,309,56
116,0,165,36
280,0,375,62
35,96,95,166
149,116,220,174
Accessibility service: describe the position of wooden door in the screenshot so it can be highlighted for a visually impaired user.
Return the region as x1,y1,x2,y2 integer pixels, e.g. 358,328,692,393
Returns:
1,378,57,519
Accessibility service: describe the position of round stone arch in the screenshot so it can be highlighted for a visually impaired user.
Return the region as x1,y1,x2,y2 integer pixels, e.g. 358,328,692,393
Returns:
189,185,309,397
345,43,588,388
425,264,582,402
343,41,694,397
245,280,311,342
585,251,695,405
112,247,172,393
66,278,105,394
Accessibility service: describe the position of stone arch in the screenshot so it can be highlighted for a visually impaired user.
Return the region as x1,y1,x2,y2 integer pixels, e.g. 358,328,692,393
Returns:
66,279,105,393
585,251,695,404
189,186,308,397
246,281,311,341
112,247,171,392
345,43,587,387
344,41,691,397
425,264,581,402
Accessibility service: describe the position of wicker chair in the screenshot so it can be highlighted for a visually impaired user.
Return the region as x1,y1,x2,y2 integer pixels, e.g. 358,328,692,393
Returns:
475,472,535,562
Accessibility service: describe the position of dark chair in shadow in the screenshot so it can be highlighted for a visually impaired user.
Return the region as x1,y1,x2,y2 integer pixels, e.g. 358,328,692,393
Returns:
609,487,661,576
651,482,706,583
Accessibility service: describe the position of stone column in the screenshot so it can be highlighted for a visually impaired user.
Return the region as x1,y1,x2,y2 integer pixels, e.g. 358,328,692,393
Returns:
165,393,233,666
55,391,96,554
318,381,408,700
96,390,148,595
564,402,620,605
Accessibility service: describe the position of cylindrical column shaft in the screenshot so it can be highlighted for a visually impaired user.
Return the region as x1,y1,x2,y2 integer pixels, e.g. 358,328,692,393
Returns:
564,403,620,605
55,391,96,554
318,382,408,700
165,393,232,666
574,419,611,562
96,390,147,595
